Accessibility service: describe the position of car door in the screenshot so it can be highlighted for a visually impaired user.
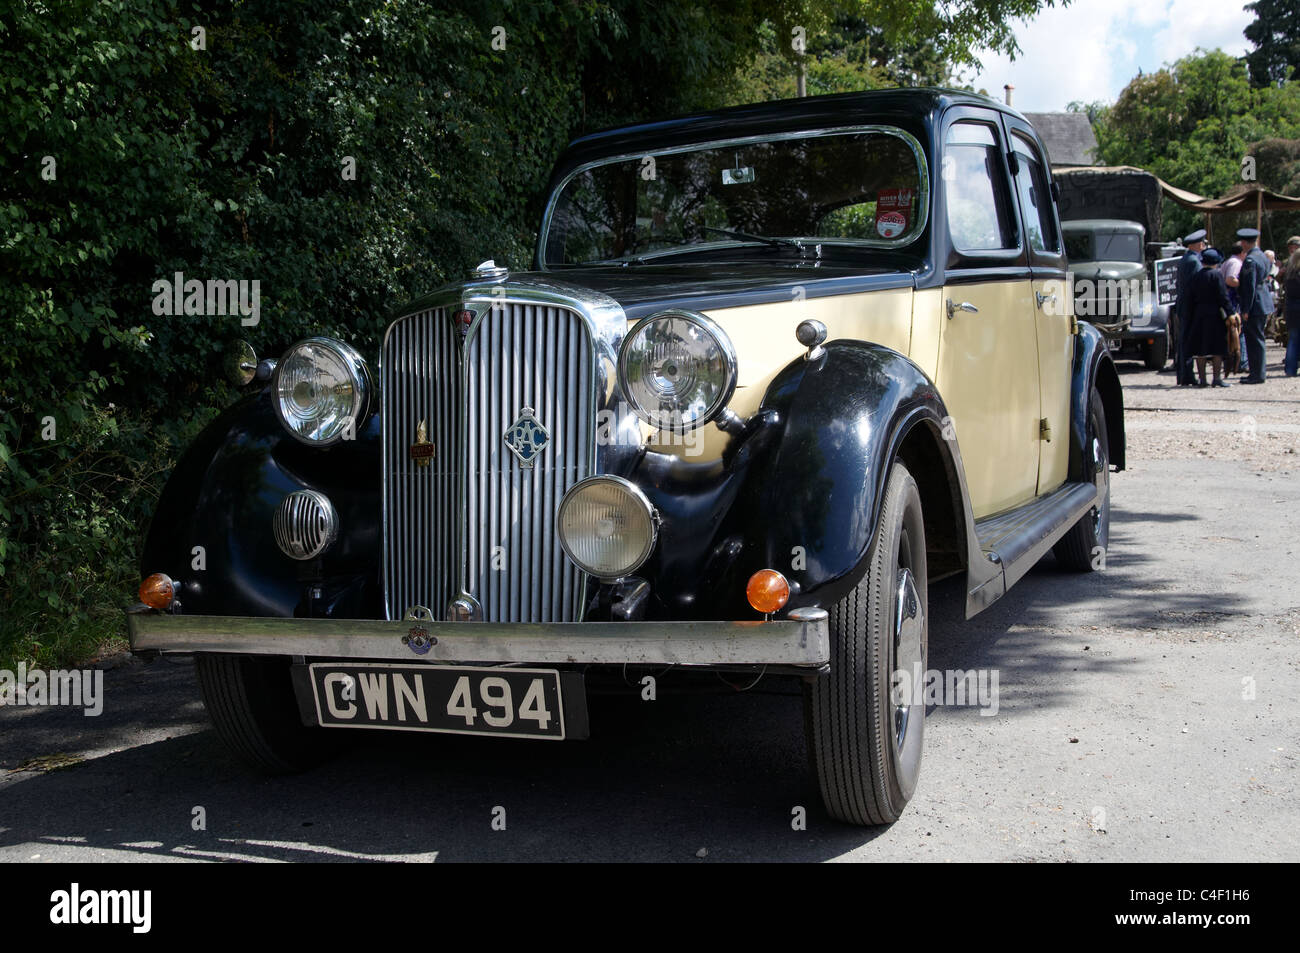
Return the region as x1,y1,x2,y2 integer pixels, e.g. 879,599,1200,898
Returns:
933,110,1041,520
1003,116,1072,495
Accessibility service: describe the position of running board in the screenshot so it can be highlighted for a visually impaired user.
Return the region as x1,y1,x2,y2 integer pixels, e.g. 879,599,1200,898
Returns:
966,481,1099,617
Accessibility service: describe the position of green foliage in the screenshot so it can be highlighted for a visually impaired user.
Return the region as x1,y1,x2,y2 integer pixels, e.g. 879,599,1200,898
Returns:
1089,49,1300,243
1245,0,1300,89
724,1,1065,105
1,0,1067,669
725,15,949,104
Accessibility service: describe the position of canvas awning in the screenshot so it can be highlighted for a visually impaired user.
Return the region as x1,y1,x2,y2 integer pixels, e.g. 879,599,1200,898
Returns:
1055,165,1300,244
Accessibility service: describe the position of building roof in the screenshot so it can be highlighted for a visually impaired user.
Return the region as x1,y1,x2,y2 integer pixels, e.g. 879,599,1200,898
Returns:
1021,111,1098,167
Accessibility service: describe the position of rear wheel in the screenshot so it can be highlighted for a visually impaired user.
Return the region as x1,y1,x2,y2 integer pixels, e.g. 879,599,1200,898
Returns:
1053,386,1110,571
805,460,927,826
196,654,340,774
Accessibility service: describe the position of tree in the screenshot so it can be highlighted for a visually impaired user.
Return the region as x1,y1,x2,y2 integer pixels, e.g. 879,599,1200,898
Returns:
1091,49,1300,240
1245,0,1300,88
726,0,1067,104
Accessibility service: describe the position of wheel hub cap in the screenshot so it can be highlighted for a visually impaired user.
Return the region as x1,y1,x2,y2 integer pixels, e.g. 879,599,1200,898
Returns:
893,566,923,751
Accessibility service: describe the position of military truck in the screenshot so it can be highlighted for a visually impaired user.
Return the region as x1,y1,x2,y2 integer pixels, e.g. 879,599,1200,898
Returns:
1056,167,1172,369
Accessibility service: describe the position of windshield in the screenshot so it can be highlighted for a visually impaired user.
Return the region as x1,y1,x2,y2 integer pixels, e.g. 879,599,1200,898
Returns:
541,127,929,266
1065,229,1142,263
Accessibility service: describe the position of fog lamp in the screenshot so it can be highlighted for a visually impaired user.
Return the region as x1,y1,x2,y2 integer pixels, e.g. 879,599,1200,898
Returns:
557,476,658,580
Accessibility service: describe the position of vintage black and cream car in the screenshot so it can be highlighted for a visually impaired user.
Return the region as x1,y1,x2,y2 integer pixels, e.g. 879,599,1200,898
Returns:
129,88,1124,827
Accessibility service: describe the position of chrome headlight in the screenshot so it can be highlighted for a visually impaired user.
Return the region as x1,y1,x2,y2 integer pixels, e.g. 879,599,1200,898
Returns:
618,309,737,432
274,337,370,444
557,476,658,580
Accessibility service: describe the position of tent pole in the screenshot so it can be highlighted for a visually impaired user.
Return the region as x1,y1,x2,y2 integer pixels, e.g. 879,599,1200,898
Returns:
1257,187,1263,234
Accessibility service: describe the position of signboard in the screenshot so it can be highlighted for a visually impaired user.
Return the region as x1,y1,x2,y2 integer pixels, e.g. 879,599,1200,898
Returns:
1153,256,1182,308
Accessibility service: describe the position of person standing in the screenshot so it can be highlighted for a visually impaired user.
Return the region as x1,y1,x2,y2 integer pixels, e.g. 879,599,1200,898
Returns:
1220,241,1248,375
1175,229,1207,386
1237,227,1275,384
1284,247,1300,377
1187,248,1233,387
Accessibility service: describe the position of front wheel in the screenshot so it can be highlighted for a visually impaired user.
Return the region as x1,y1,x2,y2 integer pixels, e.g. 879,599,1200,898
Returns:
1143,329,1169,369
196,654,341,774
805,460,927,826
1053,386,1110,571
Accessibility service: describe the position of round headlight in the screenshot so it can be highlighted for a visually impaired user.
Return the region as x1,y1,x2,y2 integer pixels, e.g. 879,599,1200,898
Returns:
274,337,370,444
557,476,659,580
618,310,737,432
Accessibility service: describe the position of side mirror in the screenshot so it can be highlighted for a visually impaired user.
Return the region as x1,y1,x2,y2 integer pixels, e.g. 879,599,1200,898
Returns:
226,340,258,386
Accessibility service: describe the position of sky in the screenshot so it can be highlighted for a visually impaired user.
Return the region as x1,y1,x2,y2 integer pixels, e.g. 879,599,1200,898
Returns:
967,0,1256,113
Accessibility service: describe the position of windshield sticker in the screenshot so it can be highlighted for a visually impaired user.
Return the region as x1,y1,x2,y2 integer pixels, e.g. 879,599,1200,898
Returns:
876,187,913,238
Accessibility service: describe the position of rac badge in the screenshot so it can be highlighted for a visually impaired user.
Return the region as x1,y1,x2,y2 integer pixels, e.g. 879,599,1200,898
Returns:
503,406,549,469
402,625,435,655
409,419,435,468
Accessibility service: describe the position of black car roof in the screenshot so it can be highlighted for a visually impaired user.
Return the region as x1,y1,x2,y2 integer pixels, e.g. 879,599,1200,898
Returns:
557,87,1021,171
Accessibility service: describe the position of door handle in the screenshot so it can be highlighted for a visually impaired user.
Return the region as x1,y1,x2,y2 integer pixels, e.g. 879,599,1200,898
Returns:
1036,291,1057,310
946,299,978,319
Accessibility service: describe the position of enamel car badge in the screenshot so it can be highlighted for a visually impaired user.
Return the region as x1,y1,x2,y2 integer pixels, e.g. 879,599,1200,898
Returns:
503,407,549,469
409,419,435,468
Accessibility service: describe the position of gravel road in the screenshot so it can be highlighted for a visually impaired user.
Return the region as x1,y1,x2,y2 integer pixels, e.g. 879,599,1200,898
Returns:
2,344,1298,862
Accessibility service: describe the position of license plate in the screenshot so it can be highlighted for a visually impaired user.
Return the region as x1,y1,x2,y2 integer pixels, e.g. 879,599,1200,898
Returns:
306,663,576,740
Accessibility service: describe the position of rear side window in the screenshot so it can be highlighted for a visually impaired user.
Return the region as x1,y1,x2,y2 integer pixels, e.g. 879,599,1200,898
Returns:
944,121,1017,253
1011,133,1060,255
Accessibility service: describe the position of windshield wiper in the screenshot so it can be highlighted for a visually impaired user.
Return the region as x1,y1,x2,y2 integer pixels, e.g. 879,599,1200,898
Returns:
700,226,806,250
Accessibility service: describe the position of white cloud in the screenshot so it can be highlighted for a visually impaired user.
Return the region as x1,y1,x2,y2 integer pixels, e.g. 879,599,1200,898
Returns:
967,0,1256,113
1151,4,1252,66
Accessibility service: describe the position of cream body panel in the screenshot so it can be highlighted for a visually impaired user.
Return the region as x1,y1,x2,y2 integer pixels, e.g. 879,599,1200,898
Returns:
642,287,916,460
1032,277,1073,493
908,287,944,382
934,280,1041,518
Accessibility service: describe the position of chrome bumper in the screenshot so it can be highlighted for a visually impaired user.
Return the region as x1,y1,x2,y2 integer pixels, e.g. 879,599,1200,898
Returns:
126,607,830,669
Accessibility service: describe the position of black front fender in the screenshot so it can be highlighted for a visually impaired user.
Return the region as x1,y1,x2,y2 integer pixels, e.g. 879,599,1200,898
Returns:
630,341,984,619
140,390,382,618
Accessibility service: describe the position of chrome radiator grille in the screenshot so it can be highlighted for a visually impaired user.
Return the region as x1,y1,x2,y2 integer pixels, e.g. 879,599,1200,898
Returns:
381,302,594,623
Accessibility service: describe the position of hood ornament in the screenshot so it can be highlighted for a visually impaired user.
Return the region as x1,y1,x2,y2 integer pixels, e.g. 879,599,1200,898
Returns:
503,407,549,469
409,419,435,468
473,259,509,281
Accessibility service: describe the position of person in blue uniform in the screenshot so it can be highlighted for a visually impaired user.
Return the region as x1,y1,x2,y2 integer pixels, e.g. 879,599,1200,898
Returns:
1237,227,1275,383
1187,248,1233,387
1175,229,1207,386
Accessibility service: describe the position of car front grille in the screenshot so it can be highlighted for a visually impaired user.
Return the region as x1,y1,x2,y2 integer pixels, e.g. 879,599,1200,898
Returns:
381,302,594,623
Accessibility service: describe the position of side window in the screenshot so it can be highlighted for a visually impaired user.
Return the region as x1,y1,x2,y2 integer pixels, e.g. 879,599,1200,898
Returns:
944,121,1017,253
1011,133,1060,255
